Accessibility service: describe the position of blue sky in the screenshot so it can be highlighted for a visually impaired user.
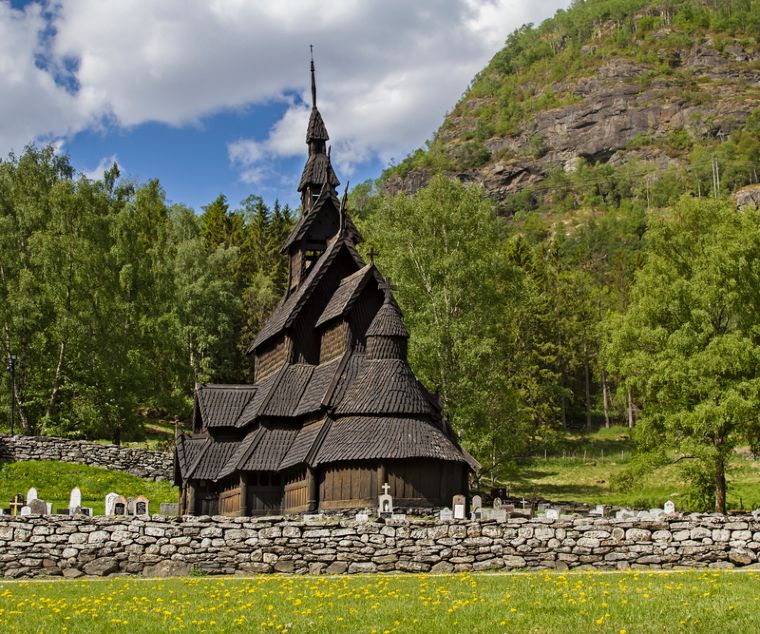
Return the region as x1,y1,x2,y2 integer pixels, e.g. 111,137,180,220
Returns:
1,0,569,212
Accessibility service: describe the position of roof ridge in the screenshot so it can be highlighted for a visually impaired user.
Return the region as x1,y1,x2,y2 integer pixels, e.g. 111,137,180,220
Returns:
305,417,333,467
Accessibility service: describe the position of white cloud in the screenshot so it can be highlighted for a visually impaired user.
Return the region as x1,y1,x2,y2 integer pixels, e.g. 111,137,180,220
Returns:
1,0,570,181
82,154,120,181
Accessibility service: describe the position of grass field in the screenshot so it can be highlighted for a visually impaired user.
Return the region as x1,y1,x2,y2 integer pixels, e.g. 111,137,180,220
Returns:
506,427,760,511
0,570,758,633
0,461,177,515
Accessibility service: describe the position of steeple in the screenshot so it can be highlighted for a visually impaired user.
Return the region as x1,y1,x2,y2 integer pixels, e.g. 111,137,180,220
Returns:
299,46,339,212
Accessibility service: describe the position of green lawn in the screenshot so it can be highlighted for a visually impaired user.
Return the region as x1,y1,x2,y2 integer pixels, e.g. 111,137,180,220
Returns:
506,426,760,511
0,461,177,515
0,571,758,633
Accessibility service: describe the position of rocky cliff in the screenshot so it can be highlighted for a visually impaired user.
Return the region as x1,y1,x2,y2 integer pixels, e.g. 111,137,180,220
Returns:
384,1,760,210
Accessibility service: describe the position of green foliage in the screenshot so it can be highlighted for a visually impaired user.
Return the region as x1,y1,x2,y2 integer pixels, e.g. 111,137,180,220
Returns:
606,196,760,512
0,146,293,440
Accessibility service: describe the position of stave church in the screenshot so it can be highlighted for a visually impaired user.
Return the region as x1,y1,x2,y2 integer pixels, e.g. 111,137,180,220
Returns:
174,59,477,516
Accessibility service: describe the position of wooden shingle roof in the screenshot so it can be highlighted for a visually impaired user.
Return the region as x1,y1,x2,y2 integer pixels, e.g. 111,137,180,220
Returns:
314,416,467,465
298,153,340,193
235,368,283,427
250,236,366,351
366,297,409,338
237,424,300,472
174,435,207,480
186,438,240,480
294,356,343,417
261,364,314,418
334,358,437,417
315,264,374,328
278,418,329,470
306,107,329,142
195,384,256,429
282,187,361,252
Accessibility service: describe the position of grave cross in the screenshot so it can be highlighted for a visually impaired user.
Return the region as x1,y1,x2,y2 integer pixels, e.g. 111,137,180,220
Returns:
382,483,391,496
520,498,529,511
9,494,24,517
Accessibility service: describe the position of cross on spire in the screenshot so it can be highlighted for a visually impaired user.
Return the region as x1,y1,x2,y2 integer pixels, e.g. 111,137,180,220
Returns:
310,44,317,108
379,277,397,294
367,247,379,265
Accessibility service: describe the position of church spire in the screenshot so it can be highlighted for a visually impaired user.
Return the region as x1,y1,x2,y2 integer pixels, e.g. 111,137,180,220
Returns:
310,44,317,108
299,47,339,212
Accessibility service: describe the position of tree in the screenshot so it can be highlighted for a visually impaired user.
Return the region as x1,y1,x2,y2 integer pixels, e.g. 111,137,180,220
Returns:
361,175,534,475
606,196,760,512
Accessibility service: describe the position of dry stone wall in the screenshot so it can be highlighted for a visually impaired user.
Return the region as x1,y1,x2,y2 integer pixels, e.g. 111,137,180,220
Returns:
0,435,173,481
1,513,758,579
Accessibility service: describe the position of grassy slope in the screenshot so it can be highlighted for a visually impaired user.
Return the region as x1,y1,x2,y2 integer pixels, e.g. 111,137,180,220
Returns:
0,571,758,633
507,426,760,511
0,461,177,515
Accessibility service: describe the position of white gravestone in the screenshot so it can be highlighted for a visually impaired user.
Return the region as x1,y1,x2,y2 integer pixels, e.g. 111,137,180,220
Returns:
26,487,38,503
378,483,393,515
354,512,369,524
545,508,560,521
664,500,676,514
105,492,119,516
439,507,453,521
20,505,32,516
492,497,502,510
452,494,466,520
68,487,82,513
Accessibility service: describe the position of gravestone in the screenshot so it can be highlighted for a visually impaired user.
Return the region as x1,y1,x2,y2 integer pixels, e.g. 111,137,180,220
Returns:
545,508,560,521
471,495,482,520
492,509,507,523
354,512,369,524
105,492,119,516
590,504,606,517
378,483,393,516
26,487,38,503
29,498,48,515
452,494,466,520
113,495,128,516
390,513,407,522
492,497,502,510
20,505,31,516
160,502,179,516
133,495,149,516
68,487,82,514
439,507,453,522
664,500,676,514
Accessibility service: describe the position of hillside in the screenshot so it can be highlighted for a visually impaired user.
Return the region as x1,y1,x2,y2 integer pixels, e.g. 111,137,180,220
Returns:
384,0,760,213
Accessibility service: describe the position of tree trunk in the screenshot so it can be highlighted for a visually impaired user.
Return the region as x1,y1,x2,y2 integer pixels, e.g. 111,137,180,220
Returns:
714,454,727,514
626,388,634,428
601,368,611,428
584,351,591,431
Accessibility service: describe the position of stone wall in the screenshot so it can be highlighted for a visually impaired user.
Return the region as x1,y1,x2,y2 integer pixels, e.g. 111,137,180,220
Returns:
0,435,173,481
1,513,758,579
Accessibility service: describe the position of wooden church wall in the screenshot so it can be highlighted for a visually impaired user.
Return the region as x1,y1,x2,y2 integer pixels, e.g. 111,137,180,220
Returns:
319,320,349,362
256,335,292,381
245,471,284,516
349,286,384,353
292,250,357,365
318,461,379,509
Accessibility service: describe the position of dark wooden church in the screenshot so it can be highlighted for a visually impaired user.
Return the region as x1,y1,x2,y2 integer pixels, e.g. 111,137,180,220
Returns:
174,60,477,516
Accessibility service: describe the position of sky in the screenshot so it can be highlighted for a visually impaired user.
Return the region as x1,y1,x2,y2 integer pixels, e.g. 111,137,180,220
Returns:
1,0,570,212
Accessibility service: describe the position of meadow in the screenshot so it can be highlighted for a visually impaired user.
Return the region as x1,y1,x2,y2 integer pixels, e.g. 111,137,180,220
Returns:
0,570,757,633
507,427,760,512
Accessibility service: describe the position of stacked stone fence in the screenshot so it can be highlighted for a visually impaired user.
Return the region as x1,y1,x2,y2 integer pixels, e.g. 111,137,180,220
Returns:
0,512,758,579
0,435,173,481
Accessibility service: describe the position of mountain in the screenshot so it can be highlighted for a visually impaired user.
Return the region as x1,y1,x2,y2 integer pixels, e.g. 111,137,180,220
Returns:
382,0,760,213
